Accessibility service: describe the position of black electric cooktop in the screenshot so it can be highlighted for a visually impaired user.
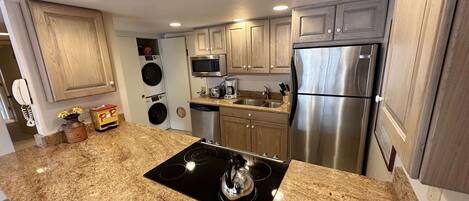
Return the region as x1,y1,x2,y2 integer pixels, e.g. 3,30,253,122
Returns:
144,141,289,201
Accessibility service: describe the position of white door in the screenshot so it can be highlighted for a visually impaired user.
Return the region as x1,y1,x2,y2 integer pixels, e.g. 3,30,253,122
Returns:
0,116,14,156
160,37,192,131
117,37,148,125
185,34,207,98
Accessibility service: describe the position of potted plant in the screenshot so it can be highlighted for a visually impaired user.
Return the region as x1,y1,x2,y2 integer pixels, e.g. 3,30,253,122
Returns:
57,106,88,143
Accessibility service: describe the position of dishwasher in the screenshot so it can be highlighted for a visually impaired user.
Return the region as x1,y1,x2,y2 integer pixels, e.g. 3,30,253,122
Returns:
190,103,221,144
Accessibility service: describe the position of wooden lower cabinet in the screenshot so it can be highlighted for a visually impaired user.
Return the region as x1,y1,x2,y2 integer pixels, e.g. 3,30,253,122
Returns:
220,116,251,151
251,120,288,160
220,108,289,160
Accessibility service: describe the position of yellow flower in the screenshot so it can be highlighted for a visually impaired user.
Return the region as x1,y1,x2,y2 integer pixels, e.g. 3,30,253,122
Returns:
57,111,70,119
70,106,83,114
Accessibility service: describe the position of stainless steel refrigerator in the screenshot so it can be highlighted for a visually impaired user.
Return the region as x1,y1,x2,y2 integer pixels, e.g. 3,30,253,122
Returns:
290,44,378,174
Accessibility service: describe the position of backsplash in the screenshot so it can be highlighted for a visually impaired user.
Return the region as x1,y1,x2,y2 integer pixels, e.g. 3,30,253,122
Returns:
206,74,291,93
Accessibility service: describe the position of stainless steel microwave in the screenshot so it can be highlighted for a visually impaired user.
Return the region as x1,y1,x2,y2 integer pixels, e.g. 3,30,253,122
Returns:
190,54,226,77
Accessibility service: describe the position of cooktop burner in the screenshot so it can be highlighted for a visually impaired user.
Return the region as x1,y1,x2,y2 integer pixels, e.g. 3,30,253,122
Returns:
184,146,218,165
144,141,289,201
158,164,186,181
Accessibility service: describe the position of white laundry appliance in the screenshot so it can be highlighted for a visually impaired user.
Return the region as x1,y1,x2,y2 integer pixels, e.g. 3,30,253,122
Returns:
139,55,166,96
145,93,170,130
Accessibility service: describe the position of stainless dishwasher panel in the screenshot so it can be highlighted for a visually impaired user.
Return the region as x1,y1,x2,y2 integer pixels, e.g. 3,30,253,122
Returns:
190,103,221,144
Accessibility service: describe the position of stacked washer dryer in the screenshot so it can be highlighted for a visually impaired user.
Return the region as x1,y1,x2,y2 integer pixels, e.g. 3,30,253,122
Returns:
139,54,170,129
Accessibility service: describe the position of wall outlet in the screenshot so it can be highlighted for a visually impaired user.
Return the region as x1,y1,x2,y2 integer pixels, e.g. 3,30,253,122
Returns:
427,186,442,201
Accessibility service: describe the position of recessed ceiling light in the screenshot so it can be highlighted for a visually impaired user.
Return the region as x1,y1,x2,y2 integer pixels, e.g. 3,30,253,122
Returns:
169,22,181,27
232,18,244,22
273,5,289,11
0,33,9,36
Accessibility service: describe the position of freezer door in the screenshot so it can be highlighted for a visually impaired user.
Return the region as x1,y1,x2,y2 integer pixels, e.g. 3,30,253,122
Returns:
291,95,370,173
294,45,377,97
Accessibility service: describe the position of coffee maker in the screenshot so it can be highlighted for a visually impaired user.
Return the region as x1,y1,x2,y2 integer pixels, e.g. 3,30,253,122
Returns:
224,78,238,99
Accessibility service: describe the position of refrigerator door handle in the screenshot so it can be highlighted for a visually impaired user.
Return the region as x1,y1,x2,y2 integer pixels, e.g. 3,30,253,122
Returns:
289,56,298,125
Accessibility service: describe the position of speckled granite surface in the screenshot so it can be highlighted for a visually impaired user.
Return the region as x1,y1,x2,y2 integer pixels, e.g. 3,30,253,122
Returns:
0,122,406,200
0,122,199,200
190,96,290,114
274,160,398,201
392,167,418,201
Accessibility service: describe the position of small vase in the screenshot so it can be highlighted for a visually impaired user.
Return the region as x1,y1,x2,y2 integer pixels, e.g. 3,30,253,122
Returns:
62,115,88,143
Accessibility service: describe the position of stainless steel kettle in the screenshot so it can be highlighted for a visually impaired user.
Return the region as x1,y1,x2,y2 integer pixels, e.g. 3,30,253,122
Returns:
220,154,254,200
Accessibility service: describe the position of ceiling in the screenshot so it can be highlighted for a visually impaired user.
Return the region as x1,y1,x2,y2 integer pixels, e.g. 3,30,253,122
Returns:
43,0,306,34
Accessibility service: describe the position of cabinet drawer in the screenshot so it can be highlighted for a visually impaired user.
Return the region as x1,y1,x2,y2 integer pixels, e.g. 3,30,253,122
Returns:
220,107,288,124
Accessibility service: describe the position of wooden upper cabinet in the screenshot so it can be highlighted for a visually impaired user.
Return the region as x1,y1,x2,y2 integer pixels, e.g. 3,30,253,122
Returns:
292,6,335,43
220,115,251,151
30,1,115,101
246,20,270,73
270,17,292,74
251,120,288,160
209,26,226,54
194,28,210,55
419,0,469,193
375,0,453,177
194,26,226,55
226,23,247,73
334,0,387,40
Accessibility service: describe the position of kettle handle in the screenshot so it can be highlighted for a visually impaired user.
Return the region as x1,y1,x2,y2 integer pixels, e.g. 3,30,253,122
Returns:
224,160,235,188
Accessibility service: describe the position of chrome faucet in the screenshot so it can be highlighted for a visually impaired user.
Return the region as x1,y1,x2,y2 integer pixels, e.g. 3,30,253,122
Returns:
262,85,271,99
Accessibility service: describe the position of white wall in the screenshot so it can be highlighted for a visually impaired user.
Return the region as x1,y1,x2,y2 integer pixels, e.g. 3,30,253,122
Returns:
366,135,469,201
0,114,14,156
206,74,291,93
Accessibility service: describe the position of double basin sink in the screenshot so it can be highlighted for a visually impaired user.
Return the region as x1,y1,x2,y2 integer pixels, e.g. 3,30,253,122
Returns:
233,98,283,108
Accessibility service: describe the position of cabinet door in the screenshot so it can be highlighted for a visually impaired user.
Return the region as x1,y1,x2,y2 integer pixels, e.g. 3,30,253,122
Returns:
209,26,226,54
292,6,335,43
375,0,446,176
220,116,251,151
270,17,292,74
30,1,115,101
194,28,211,55
226,23,247,73
251,120,288,160
334,0,387,40
246,20,270,73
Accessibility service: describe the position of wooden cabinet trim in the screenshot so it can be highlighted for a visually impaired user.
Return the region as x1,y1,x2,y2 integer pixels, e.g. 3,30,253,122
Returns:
246,19,270,73
334,0,388,40
292,5,336,43
30,0,115,101
270,17,292,74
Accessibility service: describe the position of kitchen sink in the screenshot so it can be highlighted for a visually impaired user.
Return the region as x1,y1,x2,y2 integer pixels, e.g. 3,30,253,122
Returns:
233,98,283,108
263,100,283,108
233,98,265,106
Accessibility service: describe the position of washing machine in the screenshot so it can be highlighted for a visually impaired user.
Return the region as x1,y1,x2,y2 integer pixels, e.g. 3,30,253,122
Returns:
146,93,170,129
140,55,165,96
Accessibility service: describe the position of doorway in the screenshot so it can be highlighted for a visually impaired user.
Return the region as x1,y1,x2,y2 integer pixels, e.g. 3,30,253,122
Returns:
0,39,37,151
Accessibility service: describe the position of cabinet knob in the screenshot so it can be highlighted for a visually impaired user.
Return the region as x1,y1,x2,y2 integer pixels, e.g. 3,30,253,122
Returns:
206,48,209,51
242,65,247,69
247,65,251,69
336,28,342,33
248,113,252,117
246,124,249,128
375,95,384,103
272,155,279,159
141,94,145,98
109,81,115,86
251,125,254,128
327,29,332,34
262,153,268,157
270,65,275,69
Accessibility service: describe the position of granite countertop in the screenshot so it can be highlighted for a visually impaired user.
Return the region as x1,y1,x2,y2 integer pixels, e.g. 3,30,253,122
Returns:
0,122,405,201
190,96,290,114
